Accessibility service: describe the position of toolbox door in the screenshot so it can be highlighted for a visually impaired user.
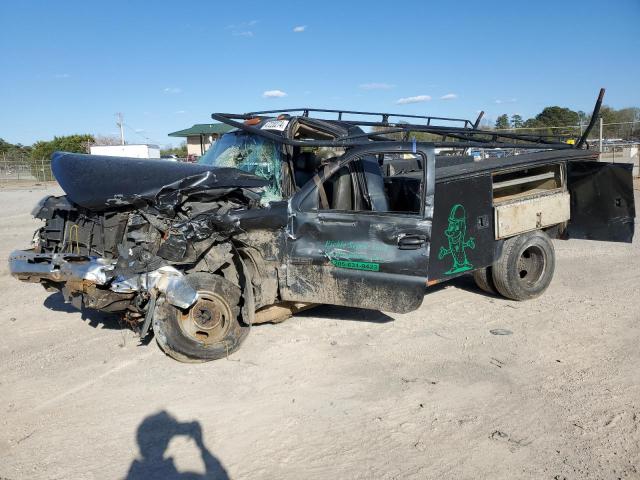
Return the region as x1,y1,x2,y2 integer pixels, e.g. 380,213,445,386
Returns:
566,161,635,243
428,174,495,282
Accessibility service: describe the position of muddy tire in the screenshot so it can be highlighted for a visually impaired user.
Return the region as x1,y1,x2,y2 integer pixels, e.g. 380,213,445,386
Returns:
153,272,249,363
491,230,555,301
472,267,498,295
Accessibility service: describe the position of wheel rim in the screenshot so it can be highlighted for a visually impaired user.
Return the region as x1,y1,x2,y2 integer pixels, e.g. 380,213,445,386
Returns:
516,245,546,288
177,291,233,345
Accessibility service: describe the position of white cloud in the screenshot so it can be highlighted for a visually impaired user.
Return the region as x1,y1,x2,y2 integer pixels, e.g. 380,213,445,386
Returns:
163,87,182,94
440,93,458,100
494,98,517,104
175,110,186,114
293,25,306,32
359,82,395,90
226,20,258,29
263,89,287,98
396,95,431,105
227,20,258,37
134,128,145,133
54,73,70,78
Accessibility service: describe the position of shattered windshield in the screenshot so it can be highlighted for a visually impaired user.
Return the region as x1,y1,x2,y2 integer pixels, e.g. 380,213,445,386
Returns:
198,132,283,203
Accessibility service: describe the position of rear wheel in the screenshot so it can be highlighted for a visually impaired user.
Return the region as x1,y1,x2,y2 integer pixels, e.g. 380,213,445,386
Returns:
153,272,249,362
472,266,498,295
491,230,555,301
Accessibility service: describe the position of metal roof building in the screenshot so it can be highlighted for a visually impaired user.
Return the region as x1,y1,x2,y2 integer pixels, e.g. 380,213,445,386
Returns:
168,123,233,157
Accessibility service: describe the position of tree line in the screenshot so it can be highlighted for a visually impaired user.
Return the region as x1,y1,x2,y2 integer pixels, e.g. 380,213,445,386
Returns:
494,105,640,140
2,102,639,167
1,134,185,181
1,135,187,162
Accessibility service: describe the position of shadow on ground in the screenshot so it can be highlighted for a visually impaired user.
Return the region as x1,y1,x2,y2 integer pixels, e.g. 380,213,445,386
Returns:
294,273,499,324
126,411,229,480
42,273,498,334
297,304,394,323
44,292,125,330
426,273,499,299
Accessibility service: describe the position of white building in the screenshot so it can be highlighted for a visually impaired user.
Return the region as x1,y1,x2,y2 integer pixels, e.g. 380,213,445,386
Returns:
89,144,160,159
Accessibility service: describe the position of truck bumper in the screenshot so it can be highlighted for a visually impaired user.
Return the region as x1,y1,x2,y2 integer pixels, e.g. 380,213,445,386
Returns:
9,250,115,284
8,249,198,310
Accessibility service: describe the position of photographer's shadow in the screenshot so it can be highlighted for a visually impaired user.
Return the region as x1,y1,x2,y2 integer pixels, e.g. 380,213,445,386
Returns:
126,411,229,480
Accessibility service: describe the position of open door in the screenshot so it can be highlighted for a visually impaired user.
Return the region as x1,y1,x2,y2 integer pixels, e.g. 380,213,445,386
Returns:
281,143,435,313
566,161,635,242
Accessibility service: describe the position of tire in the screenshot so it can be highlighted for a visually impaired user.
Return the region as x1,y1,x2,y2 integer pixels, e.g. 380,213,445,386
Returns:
491,230,555,301
153,272,249,363
472,267,498,295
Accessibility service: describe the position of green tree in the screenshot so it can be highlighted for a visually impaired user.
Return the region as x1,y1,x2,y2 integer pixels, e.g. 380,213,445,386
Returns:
29,134,94,181
522,118,541,129
528,106,579,137
160,142,188,157
518,104,640,141
577,110,588,126
597,106,640,139
0,138,31,155
534,106,579,127
495,114,510,130
31,134,94,161
510,114,524,128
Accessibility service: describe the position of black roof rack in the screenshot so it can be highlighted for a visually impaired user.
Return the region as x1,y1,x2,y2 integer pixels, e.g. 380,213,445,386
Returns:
211,89,605,150
243,107,478,129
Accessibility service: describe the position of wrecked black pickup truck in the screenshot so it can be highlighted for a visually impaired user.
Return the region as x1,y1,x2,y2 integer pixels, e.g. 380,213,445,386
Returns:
9,89,636,362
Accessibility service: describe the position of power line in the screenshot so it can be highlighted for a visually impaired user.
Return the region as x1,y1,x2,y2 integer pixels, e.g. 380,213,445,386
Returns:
122,122,162,145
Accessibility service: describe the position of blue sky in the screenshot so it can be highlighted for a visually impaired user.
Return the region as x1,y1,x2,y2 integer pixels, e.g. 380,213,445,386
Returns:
1,0,639,147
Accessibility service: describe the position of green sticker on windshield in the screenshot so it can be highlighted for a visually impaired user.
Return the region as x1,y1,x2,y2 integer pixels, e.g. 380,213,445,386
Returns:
331,259,380,272
438,204,475,275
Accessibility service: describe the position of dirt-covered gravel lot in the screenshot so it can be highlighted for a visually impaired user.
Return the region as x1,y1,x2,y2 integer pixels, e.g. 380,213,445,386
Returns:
1,183,639,480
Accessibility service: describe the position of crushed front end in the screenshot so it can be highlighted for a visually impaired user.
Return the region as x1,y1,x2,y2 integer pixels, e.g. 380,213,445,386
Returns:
9,195,206,321
8,151,270,333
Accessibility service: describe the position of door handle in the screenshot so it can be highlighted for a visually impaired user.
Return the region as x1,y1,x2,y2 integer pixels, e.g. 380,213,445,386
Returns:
398,234,427,250
317,214,357,226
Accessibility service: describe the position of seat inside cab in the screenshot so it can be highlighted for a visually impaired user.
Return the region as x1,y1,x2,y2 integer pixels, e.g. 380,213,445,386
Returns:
314,155,421,214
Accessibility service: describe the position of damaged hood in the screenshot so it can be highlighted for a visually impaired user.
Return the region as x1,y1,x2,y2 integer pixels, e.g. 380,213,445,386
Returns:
51,151,268,211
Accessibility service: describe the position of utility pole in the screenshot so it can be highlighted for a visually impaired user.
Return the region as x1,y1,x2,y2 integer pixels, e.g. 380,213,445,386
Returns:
116,113,125,145
599,116,603,152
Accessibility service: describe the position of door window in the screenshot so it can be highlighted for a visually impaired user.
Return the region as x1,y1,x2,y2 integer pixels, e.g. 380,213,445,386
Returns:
303,152,426,215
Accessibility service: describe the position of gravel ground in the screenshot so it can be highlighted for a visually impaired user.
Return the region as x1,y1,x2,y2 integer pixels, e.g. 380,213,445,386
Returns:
0,184,638,480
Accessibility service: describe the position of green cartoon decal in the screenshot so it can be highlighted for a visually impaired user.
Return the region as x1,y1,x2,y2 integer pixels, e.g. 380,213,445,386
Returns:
438,204,475,274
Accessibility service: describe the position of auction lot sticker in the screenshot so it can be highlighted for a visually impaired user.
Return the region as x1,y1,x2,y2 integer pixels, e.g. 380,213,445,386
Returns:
261,120,289,131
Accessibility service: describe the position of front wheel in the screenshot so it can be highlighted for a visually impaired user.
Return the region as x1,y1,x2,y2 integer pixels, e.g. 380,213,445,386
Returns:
491,230,555,301
153,272,249,363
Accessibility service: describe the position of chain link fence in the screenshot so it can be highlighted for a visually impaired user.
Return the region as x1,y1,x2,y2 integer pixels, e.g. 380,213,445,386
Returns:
596,142,640,177
0,152,54,186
